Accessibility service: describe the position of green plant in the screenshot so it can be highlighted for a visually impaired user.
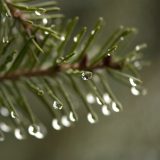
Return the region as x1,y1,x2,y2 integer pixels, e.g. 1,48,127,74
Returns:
0,0,147,141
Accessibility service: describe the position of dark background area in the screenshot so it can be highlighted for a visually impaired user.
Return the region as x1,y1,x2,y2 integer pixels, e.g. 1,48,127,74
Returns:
0,0,160,159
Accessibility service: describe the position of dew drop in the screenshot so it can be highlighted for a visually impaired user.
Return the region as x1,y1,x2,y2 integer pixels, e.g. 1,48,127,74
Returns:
42,18,48,25
14,128,26,140
0,107,9,117
10,111,17,119
60,35,65,41
91,30,95,35
28,124,38,136
35,10,42,16
37,88,44,96
69,112,77,122
111,102,120,112
120,37,124,41
44,31,49,35
61,115,71,127
81,71,93,80
87,113,98,124
96,97,103,105
103,93,111,104
53,101,63,110
131,87,140,96
2,37,9,44
0,131,5,142
129,77,138,87
86,93,95,104
52,119,62,130
101,105,111,116
73,36,78,42
0,122,11,133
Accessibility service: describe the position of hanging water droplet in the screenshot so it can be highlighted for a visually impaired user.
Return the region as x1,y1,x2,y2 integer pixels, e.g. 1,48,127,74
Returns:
42,18,48,25
0,131,5,142
131,87,140,96
87,112,98,124
61,115,71,127
0,107,9,117
111,102,120,112
2,37,9,44
101,105,111,116
103,93,112,104
96,97,103,105
69,112,77,122
81,71,93,80
28,124,46,139
73,36,78,42
14,128,26,140
86,93,95,104
52,119,62,130
44,31,49,35
53,101,63,110
60,35,65,41
0,122,11,133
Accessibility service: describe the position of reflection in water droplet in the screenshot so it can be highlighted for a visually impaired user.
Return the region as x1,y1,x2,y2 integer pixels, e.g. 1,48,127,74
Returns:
0,122,11,133
101,105,111,116
131,87,140,96
60,35,65,41
81,71,93,80
111,102,120,112
96,97,103,105
61,115,71,127
73,36,78,42
14,128,25,140
86,93,95,104
103,93,111,104
53,101,63,110
52,119,62,130
69,112,76,122
0,107,9,117
0,131,5,142
42,18,48,25
87,113,98,124
129,77,137,87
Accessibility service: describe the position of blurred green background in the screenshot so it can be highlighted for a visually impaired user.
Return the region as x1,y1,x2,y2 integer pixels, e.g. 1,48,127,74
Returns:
0,0,160,159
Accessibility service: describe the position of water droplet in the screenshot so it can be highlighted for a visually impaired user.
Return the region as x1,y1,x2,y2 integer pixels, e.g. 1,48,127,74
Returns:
52,119,62,130
14,128,26,140
69,112,77,122
37,88,44,96
0,122,11,133
91,30,95,35
111,102,120,112
28,124,46,139
61,115,71,127
81,71,93,80
0,131,5,142
129,77,139,87
0,107,9,117
134,61,142,70
103,93,111,104
96,97,103,105
120,37,124,41
86,93,95,104
60,35,65,41
87,113,98,124
131,87,140,96
44,31,49,35
42,18,48,25
73,36,78,42
53,101,63,110
35,10,42,16
101,105,111,116
10,111,17,119
2,37,9,44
